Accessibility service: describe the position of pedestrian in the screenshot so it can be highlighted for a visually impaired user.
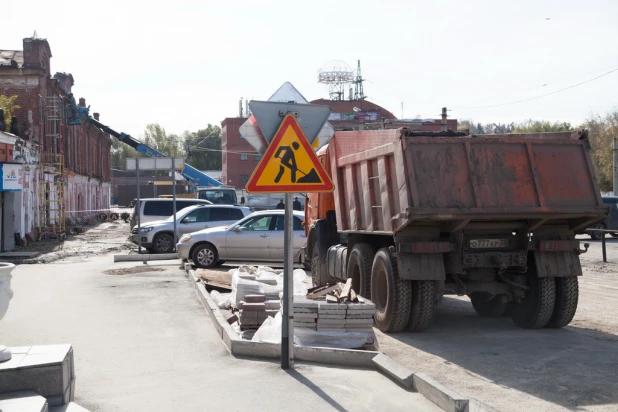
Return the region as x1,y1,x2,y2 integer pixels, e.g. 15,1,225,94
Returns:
240,196,245,206
276,199,285,209
293,197,302,211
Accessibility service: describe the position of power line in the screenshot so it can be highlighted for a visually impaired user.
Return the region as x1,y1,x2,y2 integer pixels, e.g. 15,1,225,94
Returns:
453,67,618,110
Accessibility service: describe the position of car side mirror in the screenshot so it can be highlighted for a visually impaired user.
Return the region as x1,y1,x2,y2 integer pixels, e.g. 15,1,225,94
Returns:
232,225,240,232
181,218,189,224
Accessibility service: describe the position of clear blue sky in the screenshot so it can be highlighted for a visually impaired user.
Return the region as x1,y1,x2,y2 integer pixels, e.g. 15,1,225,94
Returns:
2,0,617,137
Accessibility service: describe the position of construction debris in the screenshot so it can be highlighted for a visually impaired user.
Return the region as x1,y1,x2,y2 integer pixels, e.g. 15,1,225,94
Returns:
306,278,361,303
238,294,281,331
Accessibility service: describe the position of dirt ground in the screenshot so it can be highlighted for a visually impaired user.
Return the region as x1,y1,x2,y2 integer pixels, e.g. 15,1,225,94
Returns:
378,236,618,412
13,220,134,263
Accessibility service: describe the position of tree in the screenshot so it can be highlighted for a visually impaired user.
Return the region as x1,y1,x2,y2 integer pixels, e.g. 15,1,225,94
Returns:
457,119,478,134
0,95,21,130
512,120,573,133
183,124,222,170
143,124,185,158
484,122,515,134
583,111,618,192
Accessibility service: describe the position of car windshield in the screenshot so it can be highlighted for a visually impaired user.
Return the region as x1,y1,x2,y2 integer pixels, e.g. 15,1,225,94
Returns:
197,189,237,205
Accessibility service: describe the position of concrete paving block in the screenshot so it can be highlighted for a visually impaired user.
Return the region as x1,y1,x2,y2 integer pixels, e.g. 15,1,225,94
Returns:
317,318,346,325
240,310,258,318
345,313,374,319
347,303,376,311
345,319,374,325
265,300,281,309
293,299,320,309
0,391,48,412
413,373,469,412
295,346,379,367
293,308,319,314
372,353,415,389
241,303,266,312
317,314,347,319
244,294,266,303
294,313,317,320
318,310,347,316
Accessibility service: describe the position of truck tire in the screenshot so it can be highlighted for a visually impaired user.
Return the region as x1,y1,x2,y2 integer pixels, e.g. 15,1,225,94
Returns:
407,280,437,332
510,276,556,329
311,245,321,287
371,248,411,333
545,277,578,328
470,293,509,317
347,243,376,298
589,223,605,240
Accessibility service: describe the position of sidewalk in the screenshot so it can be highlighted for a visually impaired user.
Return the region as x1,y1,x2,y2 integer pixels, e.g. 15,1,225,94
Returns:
2,256,440,412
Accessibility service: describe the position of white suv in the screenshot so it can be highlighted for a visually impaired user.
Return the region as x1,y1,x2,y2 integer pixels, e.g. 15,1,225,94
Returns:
131,204,250,253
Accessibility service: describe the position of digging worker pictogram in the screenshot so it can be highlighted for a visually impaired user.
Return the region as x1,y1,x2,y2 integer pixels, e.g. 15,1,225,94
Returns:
273,141,321,184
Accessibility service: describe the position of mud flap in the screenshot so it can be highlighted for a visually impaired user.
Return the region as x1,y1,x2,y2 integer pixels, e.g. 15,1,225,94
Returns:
396,252,446,280
533,251,582,277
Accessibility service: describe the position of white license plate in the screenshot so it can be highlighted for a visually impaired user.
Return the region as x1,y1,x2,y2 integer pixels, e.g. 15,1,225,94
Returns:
469,239,510,249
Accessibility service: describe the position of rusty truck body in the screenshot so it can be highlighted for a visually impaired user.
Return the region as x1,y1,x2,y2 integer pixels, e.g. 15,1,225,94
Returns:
303,128,607,332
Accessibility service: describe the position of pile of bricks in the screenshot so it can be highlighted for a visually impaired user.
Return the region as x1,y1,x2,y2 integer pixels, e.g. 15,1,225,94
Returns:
292,297,375,334
238,294,280,331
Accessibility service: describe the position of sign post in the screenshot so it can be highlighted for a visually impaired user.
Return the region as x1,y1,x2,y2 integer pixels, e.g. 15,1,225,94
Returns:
246,113,333,369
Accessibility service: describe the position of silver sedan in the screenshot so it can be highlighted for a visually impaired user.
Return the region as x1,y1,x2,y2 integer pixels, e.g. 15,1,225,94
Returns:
176,210,307,268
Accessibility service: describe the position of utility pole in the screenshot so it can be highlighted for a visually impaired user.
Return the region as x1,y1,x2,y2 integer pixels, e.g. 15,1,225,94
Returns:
441,107,448,132
613,137,618,196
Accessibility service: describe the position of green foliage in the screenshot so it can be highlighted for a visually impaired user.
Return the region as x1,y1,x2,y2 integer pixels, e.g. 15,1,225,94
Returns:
183,124,222,170
512,120,573,133
583,111,618,192
0,95,21,130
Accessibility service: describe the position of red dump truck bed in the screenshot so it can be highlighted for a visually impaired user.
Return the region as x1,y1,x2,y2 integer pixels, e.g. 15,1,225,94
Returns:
327,129,606,234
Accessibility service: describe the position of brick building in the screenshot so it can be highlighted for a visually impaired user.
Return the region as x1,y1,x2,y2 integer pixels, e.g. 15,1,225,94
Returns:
221,99,457,190
0,36,112,243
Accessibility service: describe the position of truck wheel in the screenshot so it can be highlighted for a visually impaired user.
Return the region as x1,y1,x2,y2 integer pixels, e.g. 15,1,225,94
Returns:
152,233,174,254
470,293,509,317
311,245,321,287
407,280,437,332
546,277,578,328
510,276,556,329
371,248,411,333
347,243,376,298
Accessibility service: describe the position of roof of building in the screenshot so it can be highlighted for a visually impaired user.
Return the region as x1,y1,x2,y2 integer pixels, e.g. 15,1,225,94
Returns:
310,98,398,120
0,50,23,68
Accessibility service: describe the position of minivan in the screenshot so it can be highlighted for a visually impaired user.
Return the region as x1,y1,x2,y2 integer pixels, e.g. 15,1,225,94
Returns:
130,198,213,229
589,196,618,239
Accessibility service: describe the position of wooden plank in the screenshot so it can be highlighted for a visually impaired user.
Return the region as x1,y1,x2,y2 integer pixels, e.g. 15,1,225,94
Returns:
360,160,374,231
307,284,340,299
340,278,353,300
526,142,546,208
377,157,393,232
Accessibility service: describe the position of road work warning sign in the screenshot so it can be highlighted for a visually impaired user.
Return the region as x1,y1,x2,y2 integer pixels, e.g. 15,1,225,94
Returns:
246,114,334,193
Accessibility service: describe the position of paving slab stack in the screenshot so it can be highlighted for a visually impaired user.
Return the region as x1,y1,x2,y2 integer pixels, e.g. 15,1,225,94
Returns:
238,294,280,331
291,297,376,334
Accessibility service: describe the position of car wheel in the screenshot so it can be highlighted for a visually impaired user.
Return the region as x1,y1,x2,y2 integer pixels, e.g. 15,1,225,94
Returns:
152,233,175,254
589,223,605,240
192,244,218,269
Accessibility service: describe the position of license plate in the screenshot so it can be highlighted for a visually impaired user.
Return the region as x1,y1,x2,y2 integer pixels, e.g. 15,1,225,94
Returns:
469,239,510,249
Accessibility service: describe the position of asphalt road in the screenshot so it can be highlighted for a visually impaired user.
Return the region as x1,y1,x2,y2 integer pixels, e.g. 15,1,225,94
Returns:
2,256,439,412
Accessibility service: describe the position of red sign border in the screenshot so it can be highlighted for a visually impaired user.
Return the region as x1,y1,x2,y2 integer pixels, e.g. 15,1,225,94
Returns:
246,114,334,193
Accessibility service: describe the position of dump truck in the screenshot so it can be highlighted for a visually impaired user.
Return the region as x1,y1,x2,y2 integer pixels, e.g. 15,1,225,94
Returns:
303,128,608,332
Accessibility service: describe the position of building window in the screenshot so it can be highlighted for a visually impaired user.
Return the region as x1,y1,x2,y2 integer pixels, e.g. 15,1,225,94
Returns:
240,175,248,183
240,153,248,161
254,154,261,161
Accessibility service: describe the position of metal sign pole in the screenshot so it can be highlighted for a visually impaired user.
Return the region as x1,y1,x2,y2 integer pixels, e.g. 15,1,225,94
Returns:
282,192,294,369
136,158,142,254
172,157,178,245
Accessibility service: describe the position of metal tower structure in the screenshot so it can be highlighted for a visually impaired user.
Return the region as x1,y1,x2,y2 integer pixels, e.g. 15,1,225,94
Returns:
354,60,366,100
318,62,355,101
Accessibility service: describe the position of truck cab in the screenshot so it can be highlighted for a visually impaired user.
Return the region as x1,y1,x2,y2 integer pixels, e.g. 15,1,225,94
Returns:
196,186,238,205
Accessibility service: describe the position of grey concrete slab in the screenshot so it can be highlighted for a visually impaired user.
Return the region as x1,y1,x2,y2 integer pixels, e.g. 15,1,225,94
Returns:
0,251,41,258
3,256,441,412
0,391,48,412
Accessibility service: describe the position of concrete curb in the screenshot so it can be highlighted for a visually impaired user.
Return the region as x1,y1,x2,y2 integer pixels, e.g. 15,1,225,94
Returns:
184,264,498,412
113,253,178,262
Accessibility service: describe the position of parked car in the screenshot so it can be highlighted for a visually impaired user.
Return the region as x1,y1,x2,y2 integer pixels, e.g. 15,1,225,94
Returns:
589,196,618,240
176,210,306,268
131,204,251,253
130,198,212,229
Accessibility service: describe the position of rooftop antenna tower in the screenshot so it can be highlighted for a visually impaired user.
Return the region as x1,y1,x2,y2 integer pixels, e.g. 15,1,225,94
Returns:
354,60,366,100
318,60,355,101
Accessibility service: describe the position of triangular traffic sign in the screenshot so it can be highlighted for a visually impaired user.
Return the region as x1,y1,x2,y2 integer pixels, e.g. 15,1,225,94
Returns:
246,115,334,193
